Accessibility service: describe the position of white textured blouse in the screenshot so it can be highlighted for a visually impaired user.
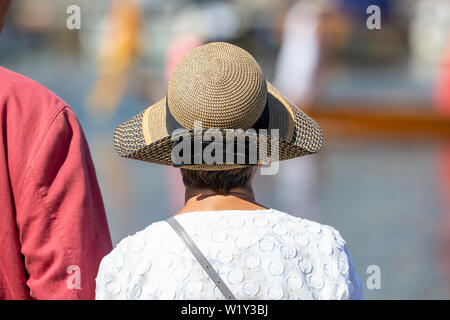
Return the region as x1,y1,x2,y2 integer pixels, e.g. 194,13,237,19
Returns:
95,209,364,300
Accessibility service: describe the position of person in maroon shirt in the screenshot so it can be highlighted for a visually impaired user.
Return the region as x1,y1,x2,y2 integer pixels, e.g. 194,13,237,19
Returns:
0,0,112,299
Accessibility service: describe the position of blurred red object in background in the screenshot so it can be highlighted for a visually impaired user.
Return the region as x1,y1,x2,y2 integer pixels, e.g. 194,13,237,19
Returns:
435,37,450,116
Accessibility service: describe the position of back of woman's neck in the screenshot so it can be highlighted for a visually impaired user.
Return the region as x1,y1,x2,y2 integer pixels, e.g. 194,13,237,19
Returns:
175,188,267,216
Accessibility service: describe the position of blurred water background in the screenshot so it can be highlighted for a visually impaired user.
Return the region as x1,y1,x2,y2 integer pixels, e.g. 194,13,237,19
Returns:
1,0,450,299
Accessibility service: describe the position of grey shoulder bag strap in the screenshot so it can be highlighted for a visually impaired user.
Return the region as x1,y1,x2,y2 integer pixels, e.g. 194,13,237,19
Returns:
166,217,236,300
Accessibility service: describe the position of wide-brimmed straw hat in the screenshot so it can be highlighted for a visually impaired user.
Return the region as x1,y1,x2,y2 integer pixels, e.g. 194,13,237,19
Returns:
114,42,323,170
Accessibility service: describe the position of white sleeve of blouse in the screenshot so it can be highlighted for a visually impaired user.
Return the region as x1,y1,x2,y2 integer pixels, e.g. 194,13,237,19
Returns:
95,255,123,300
329,227,365,300
327,226,364,300
345,245,365,300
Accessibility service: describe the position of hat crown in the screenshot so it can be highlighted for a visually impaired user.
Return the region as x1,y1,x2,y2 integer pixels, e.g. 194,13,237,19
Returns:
167,42,267,130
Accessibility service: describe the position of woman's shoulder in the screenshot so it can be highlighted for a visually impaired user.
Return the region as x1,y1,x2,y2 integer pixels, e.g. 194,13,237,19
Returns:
263,209,348,246
266,209,364,299
96,221,170,271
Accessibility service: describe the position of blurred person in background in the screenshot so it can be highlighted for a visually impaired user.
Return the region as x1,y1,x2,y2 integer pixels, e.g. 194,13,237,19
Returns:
0,0,112,299
435,37,450,116
96,42,363,300
272,0,347,220
87,0,142,118
273,0,322,106
435,35,450,289
272,0,325,219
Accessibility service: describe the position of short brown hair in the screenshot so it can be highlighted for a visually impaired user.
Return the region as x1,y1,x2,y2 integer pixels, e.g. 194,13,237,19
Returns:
180,167,254,194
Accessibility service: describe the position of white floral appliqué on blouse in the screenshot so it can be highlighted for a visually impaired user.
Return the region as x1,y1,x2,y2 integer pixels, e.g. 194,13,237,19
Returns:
95,209,364,300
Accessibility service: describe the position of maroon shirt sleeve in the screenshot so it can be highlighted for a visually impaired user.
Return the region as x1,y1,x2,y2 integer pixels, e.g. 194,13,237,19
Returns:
14,106,113,299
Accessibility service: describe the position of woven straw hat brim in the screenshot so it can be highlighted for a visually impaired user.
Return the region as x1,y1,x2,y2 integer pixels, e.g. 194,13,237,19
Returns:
114,81,323,170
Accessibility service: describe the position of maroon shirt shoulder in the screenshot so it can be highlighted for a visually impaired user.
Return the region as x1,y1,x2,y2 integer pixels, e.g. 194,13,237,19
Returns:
0,66,70,197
